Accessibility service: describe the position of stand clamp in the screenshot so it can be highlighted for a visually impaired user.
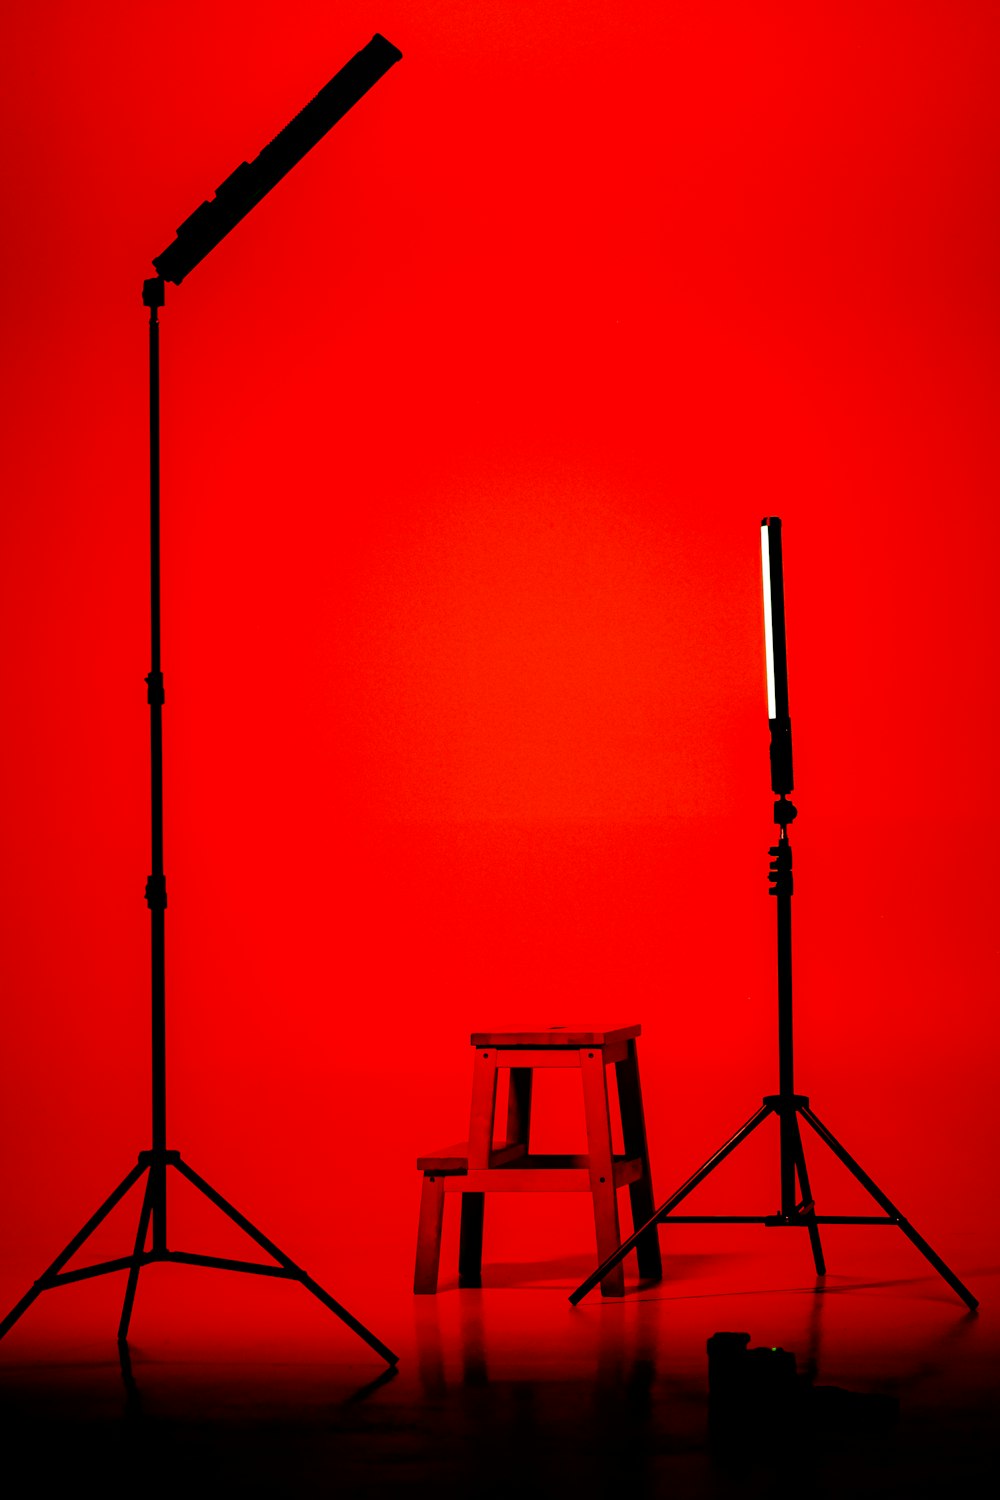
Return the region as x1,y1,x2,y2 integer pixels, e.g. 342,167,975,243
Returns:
773,795,797,826
768,841,793,897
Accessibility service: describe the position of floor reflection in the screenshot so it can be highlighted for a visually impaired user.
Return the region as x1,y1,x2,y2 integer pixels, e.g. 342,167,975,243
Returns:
0,1249,994,1497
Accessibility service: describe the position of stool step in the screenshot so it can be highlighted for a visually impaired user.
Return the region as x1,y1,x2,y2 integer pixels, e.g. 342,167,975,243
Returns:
416,1142,526,1172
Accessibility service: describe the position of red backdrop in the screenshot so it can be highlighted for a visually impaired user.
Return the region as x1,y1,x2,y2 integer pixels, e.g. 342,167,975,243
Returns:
1,2,997,1302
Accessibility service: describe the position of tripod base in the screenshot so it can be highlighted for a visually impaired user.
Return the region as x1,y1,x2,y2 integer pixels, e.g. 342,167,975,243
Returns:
0,1149,398,1364
568,1095,978,1311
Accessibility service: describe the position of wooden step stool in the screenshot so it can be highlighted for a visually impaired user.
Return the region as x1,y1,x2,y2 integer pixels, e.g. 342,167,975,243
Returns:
414,1025,662,1296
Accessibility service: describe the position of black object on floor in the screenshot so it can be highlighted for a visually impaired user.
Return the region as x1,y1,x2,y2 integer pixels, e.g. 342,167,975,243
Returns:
708,1330,899,1445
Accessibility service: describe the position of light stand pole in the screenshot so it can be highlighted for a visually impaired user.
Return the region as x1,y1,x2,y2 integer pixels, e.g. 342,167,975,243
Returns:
569,518,978,1311
0,33,403,1363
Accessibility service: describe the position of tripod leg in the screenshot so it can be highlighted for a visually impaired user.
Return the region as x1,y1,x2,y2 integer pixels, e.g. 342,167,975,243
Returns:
800,1106,978,1311
790,1114,825,1276
118,1172,155,1343
569,1103,773,1305
174,1158,399,1364
0,1161,147,1342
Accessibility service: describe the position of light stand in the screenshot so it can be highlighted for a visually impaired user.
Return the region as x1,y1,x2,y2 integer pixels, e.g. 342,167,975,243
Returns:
569,518,978,1311
0,34,403,1363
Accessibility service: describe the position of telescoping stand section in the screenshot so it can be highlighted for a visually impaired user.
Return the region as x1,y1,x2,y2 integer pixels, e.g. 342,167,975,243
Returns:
415,1026,663,1296
0,35,403,1364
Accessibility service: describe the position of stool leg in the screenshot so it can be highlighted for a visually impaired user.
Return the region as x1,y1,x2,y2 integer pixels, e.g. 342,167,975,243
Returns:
614,1039,662,1282
414,1173,446,1294
580,1048,625,1297
458,1193,485,1288
468,1049,499,1168
505,1067,533,1152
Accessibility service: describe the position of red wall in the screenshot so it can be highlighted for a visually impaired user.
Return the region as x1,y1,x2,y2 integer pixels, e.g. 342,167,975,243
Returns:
1,2,997,1279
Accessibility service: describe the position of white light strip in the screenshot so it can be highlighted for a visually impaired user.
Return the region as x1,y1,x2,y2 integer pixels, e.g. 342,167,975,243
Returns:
761,524,776,719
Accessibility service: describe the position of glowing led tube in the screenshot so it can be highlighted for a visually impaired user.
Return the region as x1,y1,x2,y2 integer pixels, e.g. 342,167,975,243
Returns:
761,517,793,793
761,521,776,719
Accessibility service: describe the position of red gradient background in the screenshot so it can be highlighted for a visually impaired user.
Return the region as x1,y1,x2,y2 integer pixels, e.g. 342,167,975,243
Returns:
1,1,997,1328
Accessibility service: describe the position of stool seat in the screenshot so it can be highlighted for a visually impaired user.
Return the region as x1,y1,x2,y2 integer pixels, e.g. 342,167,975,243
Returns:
414,1023,662,1297
470,1025,641,1048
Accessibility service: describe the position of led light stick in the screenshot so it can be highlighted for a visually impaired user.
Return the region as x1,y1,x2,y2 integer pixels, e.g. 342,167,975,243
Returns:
569,520,978,1310
0,34,402,1363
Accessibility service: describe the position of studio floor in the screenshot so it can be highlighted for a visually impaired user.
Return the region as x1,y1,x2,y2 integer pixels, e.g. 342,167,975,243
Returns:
0,1221,994,1498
